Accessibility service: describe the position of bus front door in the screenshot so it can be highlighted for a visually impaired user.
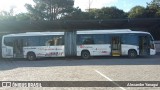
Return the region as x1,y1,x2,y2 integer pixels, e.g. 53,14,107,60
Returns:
111,36,121,56
139,36,150,56
13,39,24,58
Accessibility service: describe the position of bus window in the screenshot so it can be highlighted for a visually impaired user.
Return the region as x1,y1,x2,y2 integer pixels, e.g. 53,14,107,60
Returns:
27,36,40,46
57,36,64,45
4,37,14,46
48,37,57,46
39,36,51,46
122,34,138,45
42,35,64,46
77,34,94,45
104,35,111,44
76,35,81,45
21,37,29,46
93,34,105,44
82,35,94,44
49,36,64,46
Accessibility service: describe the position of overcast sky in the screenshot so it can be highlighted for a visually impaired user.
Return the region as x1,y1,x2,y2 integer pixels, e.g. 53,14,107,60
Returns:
0,0,152,14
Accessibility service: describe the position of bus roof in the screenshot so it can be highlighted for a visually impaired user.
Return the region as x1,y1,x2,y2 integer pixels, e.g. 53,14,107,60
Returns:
3,29,151,37
3,32,64,37
77,29,150,34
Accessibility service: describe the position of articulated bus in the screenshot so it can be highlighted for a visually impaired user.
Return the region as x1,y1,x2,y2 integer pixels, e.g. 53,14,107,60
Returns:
2,29,156,60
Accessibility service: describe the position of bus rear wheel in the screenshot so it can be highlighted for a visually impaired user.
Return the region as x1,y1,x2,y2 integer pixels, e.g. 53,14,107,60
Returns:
81,51,90,59
27,52,36,60
128,50,137,58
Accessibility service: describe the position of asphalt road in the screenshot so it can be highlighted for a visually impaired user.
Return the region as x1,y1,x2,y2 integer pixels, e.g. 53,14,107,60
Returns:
0,55,160,90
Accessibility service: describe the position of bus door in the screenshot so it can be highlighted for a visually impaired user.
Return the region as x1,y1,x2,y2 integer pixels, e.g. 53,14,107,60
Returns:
111,36,121,56
13,39,24,58
139,36,150,55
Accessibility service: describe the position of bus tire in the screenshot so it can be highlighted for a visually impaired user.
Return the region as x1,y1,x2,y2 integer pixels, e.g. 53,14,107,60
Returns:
27,52,36,60
128,49,137,58
81,50,90,59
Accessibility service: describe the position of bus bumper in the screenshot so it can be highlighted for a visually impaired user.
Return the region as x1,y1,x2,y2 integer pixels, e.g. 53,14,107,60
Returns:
150,49,156,55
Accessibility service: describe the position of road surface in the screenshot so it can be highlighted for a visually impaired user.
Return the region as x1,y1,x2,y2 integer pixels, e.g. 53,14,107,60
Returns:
0,55,160,90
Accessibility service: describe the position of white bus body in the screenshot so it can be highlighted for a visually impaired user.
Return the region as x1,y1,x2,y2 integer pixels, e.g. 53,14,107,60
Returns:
2,29,156,59
2,32,65,60
77,29,156,58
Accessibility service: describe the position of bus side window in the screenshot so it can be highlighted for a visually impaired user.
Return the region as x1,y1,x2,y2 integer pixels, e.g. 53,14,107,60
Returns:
48,36,64,46
122,34,138,45
4,37,14,46
94,34,105,44
83,38,94,44
76,35,81,45
77,34,94,45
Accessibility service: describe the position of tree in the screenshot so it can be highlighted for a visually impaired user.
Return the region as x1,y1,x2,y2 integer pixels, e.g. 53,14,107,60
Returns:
62,7,127,20
62,7,90,20
146,0,160,17
128,6,147,18
0,10,16,21
25,0,74,21
87,7,127,19
99,7,127,19
147,0,160,8
15,13,30,21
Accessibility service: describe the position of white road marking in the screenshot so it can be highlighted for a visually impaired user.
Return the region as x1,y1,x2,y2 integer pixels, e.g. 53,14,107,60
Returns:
95,69,126,90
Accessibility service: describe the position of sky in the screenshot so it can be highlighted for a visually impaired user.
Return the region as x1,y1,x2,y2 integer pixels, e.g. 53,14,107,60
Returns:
74,0,152,11
0,0,152,14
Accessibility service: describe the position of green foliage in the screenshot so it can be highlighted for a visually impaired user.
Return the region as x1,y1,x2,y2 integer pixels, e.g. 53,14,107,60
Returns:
62,7,89,20
25,0,74,21
0,11,16,21
97,7,127,19
155,9,160,17
0,15,16,21
62,7,127,20
1,0,160,21
146,0,160,17
25,4,45,21
128,6,147,18
15,13,30,21
128,0,160,18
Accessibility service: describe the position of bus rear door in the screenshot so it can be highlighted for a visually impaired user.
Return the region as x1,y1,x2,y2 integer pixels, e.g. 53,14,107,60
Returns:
111,36,121,56
12,38,24,58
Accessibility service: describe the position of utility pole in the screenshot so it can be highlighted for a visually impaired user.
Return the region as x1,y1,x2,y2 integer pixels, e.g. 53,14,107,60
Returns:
10,6,16,16
88,0,93,12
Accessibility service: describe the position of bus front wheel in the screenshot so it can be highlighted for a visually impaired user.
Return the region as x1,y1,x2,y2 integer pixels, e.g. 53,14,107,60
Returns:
27,52,36,60
128,50,137,58
81,50,90,59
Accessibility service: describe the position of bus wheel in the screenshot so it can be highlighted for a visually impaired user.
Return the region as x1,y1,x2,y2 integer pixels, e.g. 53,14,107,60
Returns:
81,51,90,59
128,50,137,58
27,52,36,60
